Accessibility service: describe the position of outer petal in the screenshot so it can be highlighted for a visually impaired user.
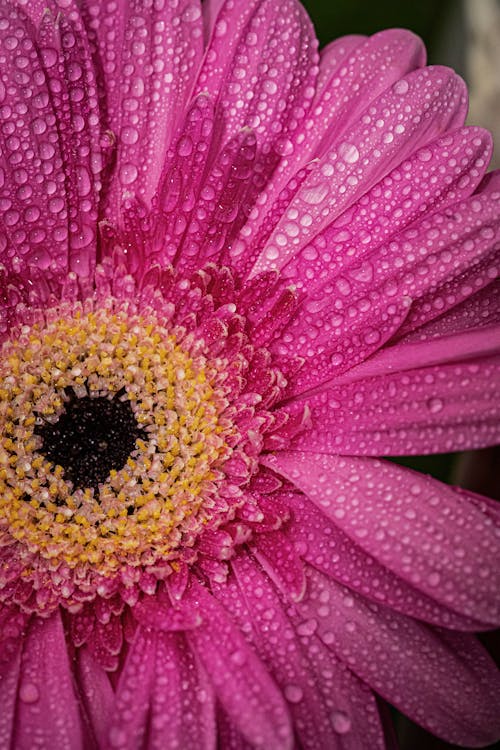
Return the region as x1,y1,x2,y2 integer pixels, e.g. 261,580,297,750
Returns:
250,65,468,277
149,632,216,750
296,567,500,747
278,127,492,294
192,0,319,255
79,0,204,218
0,1,101,287
184,578,293,749
263,452,500,627
0,606,25,749
315,35,366,95
280,489,490,631
311,30,426,159
289,349,500,456
269,129,495,396
105,626,154,749
14,611,85,749
75,647,114,748
213,552,386,750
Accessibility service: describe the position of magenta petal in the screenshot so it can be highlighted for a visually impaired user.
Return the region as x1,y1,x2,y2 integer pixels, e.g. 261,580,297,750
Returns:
251,65,467,278
264,452,500,627
297,567,500,747
0,2,100,286
312,30,426,159
315,35,367,98
289,350,500,456
268,129,495,396
14,612,85,749
0,622,22,749
149,632,216,750
76,647,114,747
184,578,293,749
215,552,387,749
282,489,489,631
80,0,204,219
108,625,217,750
106,626,157,749
194,0,319,244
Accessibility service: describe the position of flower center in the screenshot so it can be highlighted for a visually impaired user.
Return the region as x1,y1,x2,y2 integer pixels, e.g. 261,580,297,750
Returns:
0,300,234,585
34,386,147,494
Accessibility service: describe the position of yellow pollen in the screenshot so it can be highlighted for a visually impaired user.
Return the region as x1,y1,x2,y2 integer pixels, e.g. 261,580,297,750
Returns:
0,301,234,579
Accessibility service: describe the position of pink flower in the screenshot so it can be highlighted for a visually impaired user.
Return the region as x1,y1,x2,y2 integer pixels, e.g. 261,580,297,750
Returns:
0,0,499,747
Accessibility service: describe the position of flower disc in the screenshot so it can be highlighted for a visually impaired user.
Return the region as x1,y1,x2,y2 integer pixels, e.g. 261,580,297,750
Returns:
0,298,238,605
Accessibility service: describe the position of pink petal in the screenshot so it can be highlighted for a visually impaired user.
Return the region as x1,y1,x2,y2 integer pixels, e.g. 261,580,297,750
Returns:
289,350,500,456
400,278,500,339
149,632,216,750
275,126,491,299
193,0,319,261
184,578,293,749
14,611,85,749
106,626,155,749
0,2,100,286
311,30,426,159
282,489,489,630
251,530,306,601
217,710,256,749
296,567,500,747
107,625,217,750
250,65,468,277
269,127,494,396
215,552,386,749
315,35,367,97
229,30,428,278
195,0,317,145
264,452,500,627
76,647,114,748
0,609,23,749
79,0,204,219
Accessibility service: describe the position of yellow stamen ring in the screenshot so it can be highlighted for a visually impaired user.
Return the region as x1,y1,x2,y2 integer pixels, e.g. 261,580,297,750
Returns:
0,300,234,578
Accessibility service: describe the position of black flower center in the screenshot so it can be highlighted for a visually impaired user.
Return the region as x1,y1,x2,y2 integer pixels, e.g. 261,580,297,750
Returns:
34,387,147,493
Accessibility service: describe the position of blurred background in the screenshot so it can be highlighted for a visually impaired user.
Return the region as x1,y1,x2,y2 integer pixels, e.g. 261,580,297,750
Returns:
300,1,500,748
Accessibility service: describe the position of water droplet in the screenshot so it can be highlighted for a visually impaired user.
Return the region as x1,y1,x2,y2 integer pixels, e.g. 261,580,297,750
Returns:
393,79,409,95
330,352,344,366
338,142,359,164
426,397,444,414
119,163,138,186
302,182,328,205
274,137,294,156
183,4,202,22
331,710,351,734
418,148,432,162
230,649,246,666
19,682,39,704
284,684,303,703
427,572,441,587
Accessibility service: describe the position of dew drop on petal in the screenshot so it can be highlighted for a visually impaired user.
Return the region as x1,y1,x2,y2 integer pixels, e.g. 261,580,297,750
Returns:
108,727,128,748
19,682,40,704
284,684,304,703
331,710,352,734
393,79,409,95
427,572,441,587
302,183,329,205
119,163,138,186
229,649,246,666
338,142,360,164
330,353,344,366
427,397,444,414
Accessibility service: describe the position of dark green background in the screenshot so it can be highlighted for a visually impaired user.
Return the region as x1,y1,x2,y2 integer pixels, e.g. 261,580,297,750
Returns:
302,0,454,59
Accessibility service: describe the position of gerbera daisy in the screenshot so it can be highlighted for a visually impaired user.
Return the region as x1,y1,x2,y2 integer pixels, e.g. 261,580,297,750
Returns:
1,0,499,748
